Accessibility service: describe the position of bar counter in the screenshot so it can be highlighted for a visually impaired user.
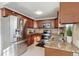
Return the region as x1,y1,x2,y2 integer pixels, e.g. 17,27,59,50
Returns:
44,38,79,56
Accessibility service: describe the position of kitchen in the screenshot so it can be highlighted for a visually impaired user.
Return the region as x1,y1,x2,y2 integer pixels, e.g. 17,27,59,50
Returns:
0,2,79,56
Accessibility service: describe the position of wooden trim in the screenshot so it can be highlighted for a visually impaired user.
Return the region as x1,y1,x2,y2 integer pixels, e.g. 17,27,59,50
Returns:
1,7,34,21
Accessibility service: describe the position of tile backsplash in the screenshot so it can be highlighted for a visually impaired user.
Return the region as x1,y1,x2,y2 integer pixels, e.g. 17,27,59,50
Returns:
27,28,58,35
27,29,35,34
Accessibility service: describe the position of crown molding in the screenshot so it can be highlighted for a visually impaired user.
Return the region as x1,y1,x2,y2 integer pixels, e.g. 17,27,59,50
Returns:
3,6,57,20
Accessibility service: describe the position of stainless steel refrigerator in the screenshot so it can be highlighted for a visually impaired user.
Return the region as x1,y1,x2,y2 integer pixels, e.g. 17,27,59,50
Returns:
1,15,19,50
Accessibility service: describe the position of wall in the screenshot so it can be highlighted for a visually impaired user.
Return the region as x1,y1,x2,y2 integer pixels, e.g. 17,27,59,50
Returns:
73,24,79,48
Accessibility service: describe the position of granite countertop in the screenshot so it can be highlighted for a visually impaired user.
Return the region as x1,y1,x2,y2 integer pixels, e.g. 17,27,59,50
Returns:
27,33,42,36
44,37,79,53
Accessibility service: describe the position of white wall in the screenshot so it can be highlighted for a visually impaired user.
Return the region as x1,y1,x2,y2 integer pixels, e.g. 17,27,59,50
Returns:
73,24,79,48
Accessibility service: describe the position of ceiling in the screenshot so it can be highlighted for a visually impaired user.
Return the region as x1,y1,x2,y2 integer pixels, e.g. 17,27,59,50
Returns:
0,2,9,8
2,2,59,20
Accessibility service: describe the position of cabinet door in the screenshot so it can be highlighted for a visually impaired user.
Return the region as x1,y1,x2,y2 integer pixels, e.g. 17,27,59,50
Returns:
34,21,38,28
54,19,58,28
26,19,34,28
37,20,56,28
37,21,43,28
27,35,34,46
29,20,32,28
30,35,34,44
30,20,34,28
26,20,30,28
27,36,31,46
60,2,79,24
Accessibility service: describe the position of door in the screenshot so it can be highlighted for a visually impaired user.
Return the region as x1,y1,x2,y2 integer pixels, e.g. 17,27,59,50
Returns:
1,16,10,50
9,16,18,43
1,15,18,55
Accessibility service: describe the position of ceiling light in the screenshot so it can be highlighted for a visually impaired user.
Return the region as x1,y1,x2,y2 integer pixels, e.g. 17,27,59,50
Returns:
35,10,43,15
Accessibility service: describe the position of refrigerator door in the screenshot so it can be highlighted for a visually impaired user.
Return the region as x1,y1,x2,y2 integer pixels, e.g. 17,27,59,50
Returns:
1,16,10,50
9,16,18,43
1,15,18,50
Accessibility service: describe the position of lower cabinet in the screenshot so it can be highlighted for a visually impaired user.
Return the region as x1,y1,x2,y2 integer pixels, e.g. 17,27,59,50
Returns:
33,34,42,42
26,34,42,46
54,19,58,28
27,35,34,46
45,47,73,56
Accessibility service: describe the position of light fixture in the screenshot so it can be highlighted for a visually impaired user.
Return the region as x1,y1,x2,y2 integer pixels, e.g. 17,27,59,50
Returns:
35,10,43,15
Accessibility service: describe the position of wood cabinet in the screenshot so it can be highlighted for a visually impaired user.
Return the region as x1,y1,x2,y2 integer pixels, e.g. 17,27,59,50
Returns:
33,34,42,42
26,34,42,46
60,2,79,24
45,47,73,56
1,8,24,17
26,18,34,28
36,20,43,28
36,19,58,28
36,20,52,28
1,8,12,17
54,19,58,28
34,20,38,28
27,35,34,46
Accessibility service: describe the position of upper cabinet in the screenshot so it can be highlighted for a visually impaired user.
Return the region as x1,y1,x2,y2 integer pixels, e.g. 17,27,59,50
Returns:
34,20,38,28
36,20,43,28
26,18,34,28
54,19,58,28
60,2,79,24
1,8,34,28
36,19,58,28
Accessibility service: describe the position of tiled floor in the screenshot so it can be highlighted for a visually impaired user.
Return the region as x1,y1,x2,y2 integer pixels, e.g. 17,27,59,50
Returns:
3,41,27,56
2,40,44,56
21,44,45,56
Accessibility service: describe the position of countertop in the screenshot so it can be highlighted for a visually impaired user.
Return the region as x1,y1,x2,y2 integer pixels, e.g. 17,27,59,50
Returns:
27,33,42,36
44,36,79,54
